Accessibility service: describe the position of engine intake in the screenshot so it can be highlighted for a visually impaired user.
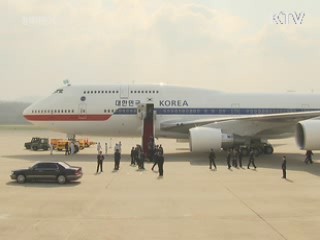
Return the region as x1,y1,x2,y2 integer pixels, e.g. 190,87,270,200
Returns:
296,120,320,150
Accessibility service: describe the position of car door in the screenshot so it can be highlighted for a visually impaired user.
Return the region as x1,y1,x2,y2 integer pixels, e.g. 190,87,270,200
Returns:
40,163,60,181
29,163,59,181
28,163,47,181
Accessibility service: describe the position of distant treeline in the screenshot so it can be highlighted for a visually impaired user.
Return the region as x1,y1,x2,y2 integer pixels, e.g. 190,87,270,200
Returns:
0,101,31,124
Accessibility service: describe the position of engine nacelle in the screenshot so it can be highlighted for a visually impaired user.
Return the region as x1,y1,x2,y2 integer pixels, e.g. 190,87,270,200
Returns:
296,120,320,150
189,127,244,152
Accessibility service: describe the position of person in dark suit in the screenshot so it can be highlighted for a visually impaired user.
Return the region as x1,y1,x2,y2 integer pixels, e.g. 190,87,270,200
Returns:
282,156,287,179
65,141,70,155
151,147,159,171
114,149,121,170
209,148,217,170
305,150,313,164
247,149,256,169
238,149,243,168
232,148,238,168
96,150,104,173
130,147,135,166
157,151,164,177
226,149,232,169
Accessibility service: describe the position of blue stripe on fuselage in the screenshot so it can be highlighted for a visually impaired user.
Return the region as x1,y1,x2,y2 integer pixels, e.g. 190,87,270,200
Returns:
114,108,320,115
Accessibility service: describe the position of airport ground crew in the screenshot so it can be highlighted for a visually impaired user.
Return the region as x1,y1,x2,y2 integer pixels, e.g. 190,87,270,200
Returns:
97,142,102,153
96,151,104,173
105,143,108,155
209,148,217,169
247,149,256,169
49,143,53,155
282,156,287,179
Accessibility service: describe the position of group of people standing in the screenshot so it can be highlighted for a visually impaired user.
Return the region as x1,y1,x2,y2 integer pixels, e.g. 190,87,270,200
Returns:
64,141,79,155
96,141,165,177
94,140,313,179
210,148,256,170
151,145,164,177
96,141,122,173
209,148,289,179
130,145,145,170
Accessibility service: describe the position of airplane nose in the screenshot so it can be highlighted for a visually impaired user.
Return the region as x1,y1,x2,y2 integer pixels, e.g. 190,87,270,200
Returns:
23,105,32,121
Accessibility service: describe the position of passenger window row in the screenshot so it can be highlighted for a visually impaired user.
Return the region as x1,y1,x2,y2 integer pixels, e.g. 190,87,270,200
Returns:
104,109,115,113
31,109,75,114
130,90,159,94
116,109,137,114
83,90,159,94
83,90,119,94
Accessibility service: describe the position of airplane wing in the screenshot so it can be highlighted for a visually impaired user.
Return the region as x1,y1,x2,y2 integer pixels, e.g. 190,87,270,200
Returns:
160,111,320,138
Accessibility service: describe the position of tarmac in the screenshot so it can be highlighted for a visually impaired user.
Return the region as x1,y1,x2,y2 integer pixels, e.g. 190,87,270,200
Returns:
0,125,320,240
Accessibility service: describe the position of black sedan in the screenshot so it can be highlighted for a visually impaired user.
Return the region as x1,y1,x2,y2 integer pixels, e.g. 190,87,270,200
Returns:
11,162,83,184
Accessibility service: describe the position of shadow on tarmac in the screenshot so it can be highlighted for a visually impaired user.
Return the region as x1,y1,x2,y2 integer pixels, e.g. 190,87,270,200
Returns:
6,181,81,188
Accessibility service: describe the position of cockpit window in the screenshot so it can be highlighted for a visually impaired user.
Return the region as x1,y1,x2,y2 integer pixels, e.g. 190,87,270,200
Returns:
53,89,64,94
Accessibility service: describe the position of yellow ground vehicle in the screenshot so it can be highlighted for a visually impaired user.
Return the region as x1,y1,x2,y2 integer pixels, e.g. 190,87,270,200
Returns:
78,139,95,148
50,138,94,152
50,139,64,150
56,140,70,151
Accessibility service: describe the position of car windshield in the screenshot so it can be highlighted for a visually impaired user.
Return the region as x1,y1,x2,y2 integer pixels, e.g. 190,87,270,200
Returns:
58,162,72,169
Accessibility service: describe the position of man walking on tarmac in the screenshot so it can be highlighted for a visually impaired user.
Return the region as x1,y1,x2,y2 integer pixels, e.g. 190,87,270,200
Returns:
209,148,217,170
247,148,257,169
157,150,164,177
282,156,287,179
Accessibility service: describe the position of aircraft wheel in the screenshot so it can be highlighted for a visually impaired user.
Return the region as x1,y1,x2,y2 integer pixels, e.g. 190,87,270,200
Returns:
264,145,274,154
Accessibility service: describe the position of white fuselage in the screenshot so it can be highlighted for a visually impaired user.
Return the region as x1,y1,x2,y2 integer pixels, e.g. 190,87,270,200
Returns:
23,84,320,139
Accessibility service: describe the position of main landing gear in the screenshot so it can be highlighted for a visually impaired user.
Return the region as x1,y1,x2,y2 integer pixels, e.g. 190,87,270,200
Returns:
240,143,274,156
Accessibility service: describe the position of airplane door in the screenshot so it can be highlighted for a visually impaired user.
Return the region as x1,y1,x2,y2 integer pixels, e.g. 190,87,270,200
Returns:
120,85,129,99
78,103,87,120
142,103,155,157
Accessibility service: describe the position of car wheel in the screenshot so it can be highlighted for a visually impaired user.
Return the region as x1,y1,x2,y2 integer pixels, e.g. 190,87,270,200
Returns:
32,146,38,151
57,175,66,184
17,174,26,184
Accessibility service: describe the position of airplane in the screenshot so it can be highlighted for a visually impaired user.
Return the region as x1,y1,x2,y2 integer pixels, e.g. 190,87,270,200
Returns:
23,83,320,155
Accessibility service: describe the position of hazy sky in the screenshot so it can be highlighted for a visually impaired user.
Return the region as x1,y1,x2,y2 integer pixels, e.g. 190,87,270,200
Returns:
1,0,320,101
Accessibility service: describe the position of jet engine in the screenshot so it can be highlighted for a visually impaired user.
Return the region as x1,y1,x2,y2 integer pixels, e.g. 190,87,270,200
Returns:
189,127,245,152
296,120,320,150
